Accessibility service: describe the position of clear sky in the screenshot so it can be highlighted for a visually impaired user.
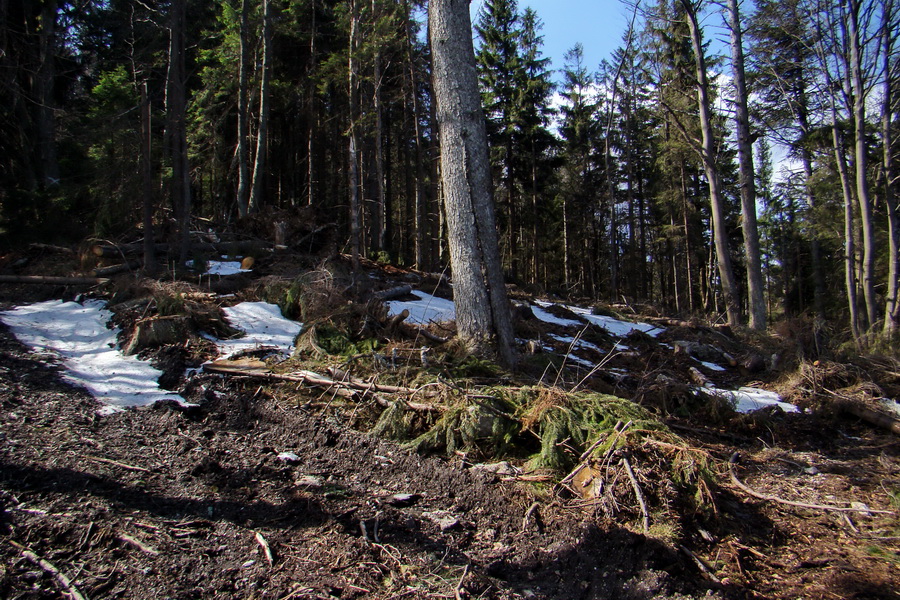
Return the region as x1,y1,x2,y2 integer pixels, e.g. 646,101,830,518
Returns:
470,0,634,81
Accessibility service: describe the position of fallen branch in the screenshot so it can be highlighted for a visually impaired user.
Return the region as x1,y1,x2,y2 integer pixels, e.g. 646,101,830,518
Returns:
203,365,442,412
11,541,89,600
118,533,159,556
522,501,542,532
0,275,109,286
678,544,721,584
29,243,75,254
84,455,153,474
728,453,894,514
621,457,650,534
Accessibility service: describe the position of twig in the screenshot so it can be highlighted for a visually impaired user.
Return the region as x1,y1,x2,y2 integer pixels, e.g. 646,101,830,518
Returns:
728,453,894,514
255,531,275,566
84,455,153,473
118,533,159,555
455,563,470,600
522,501,541,532
11,541,89,600
621,457,650,534
678,544,721,584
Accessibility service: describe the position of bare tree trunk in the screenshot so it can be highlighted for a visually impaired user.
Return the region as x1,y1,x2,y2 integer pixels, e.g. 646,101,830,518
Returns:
405,2,428,269
166,0,191,266
728,0,766,331
682,0,742,326
236,0,251,217
36,0,59,188
429,0,516,367
347,0,361,271
373,41,386,252
848,0,878,331
882,0,899,337
141,83,158,276
249,0,272,214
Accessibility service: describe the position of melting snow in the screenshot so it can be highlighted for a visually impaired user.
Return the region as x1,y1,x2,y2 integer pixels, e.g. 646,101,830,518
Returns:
206,260,250,276
207,302,303,358
705,386,798,413
0,300,188,415
698,360,726,372
562,304,664,337
386,290,455,325
548,334,603,354
531,302,582,327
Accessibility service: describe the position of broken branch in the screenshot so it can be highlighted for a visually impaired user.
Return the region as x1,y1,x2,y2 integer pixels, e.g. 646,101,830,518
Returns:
12,542,89,600
621,456,650,534
728,453,894,514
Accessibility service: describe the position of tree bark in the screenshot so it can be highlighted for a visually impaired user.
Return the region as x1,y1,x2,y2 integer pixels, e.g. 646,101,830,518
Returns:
35,0,59,188
682,0,742,326
348,0,361,272
236,0,251,217
140,83,158,276
429,0,516,367
881,0,899,338
848,0,878,331
166,0,191,266
249,0,272,214
728,0,766,331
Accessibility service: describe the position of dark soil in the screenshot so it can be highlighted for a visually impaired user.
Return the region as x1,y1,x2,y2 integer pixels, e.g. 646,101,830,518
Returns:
0,247,897,599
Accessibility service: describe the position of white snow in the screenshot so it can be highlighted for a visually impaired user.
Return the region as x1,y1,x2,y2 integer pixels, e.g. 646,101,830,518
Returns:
386,290,456,325
532,301,583,327
208,302,303,358
548,334,604,353
698,360,727,372
206,260,250,276
0,300,188,415
705,386,798,414
562,304,664,337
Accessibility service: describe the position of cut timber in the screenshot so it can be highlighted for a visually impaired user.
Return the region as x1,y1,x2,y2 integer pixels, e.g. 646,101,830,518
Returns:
124,315,191,355
374,285,413,301
0,275,108,286
91,240,273,258
93,261,142,277
840,401,900,436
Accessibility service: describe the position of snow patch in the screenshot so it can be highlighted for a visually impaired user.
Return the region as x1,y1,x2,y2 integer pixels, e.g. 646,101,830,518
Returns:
563,304,663,337
386,290,456,325
705,386,798,414
531,302,583,327
207,302,303,358
0,300,189,414
698,360,727,372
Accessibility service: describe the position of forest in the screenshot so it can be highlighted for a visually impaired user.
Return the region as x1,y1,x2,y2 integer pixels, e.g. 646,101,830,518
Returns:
1,0,899,347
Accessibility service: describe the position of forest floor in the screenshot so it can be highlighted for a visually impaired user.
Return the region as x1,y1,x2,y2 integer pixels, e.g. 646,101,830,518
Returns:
0,236,898,600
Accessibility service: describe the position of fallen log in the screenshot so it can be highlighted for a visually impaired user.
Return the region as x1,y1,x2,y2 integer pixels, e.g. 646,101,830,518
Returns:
203,363,441,412
840,401,900,436
0,275,108,286
29,243,75,254
93,261,142,277
91,240,273,258
374,285,413,301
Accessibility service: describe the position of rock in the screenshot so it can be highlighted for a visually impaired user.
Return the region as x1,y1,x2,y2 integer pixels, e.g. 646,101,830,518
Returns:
742,353,766,373
277,451,301,464
386,493,422,507
294,475,324,488
422,510,460,531
471,461,519,477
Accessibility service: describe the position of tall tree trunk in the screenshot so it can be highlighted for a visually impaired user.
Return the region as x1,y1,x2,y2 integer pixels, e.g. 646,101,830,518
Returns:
166,0,191,265
429,0,516,367
35,0,59,188
728,0,766,330
236,0,251,217
848,0,878,331
141,83,158,276
882,0,899,337
682,0,742,326
348,0,361,272
372,41,386,252
405,2,428,269
249,0,272,214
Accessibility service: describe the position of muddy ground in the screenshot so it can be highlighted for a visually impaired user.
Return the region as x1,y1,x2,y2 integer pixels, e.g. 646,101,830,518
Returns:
0,248,898,599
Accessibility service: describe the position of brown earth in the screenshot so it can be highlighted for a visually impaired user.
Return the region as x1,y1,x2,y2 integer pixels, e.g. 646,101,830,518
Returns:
0,247,898,599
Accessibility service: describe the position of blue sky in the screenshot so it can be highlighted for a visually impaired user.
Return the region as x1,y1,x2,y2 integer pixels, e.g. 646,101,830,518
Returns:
470,0,634,81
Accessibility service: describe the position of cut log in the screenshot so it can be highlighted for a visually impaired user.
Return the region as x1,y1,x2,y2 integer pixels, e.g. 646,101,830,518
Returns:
91,240,273,259
374,285,413,301
29,243,75,254
93,261,142,277
0,275,108,286
840,402,900,436
123,315,191,355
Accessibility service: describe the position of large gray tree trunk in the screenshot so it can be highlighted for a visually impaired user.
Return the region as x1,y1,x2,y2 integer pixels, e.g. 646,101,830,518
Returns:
728,0,766,331
881,0,899,338
682,0,742,326
848,0,878,331
429,0,516,367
